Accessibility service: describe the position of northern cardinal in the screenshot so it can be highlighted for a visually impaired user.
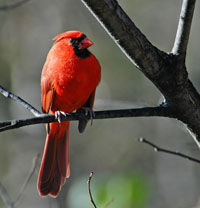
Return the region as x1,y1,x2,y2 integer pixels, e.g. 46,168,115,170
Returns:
38,31,101,197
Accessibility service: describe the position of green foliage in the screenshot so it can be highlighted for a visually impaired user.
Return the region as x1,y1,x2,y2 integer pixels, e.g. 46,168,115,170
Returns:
68,172,150,208
95,173,150,208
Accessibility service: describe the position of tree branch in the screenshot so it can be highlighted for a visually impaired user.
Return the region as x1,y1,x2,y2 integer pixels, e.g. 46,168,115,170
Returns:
0,105,176,133
81,0,167,77
0,0,31,11
88,172,97,208
0,85,41,117
1,0,200,148
81,0,200,148
172,0,196,55
138,138,200,164
0,86,176,134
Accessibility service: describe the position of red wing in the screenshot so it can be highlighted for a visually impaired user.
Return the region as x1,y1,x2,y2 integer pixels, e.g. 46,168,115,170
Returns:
77,90,96,133
41,76,55,114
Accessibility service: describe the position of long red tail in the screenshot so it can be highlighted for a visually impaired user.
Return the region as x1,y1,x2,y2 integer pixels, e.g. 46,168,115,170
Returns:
38,121,70,197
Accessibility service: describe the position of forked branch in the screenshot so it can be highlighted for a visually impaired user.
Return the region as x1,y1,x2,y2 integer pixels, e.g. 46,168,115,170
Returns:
81,0,200,148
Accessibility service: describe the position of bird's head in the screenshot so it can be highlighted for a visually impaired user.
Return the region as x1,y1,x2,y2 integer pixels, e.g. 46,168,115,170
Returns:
53,31,93,58
53,31,93,49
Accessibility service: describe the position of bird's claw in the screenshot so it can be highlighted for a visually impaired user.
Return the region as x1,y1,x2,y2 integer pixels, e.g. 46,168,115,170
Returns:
83,107,95,126
55,111,66,125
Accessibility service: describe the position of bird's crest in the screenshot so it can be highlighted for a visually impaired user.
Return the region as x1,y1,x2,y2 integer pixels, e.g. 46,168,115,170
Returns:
53,31,84,43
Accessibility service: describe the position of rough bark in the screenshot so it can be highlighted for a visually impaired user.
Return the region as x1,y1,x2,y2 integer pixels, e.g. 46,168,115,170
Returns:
81,0,200,147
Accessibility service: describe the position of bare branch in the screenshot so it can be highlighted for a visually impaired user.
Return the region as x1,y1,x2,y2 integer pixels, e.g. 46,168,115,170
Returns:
88,172,97,208
0,85,41,117
1,2,200,147
81,0,166,76
0,0,31,11
172,0,196,55
0,85,174,133
81,0,200,149
138,138,200,164
0,106,175,132
0,183,13,208
13,154,40,206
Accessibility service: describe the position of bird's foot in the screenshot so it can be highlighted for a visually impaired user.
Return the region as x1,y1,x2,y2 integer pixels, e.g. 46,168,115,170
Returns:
82,107,95,126
55,111,66,125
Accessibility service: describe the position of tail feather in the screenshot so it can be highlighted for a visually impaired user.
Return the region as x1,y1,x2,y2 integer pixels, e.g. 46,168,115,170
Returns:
49,160,63,197
57,124,70,178
38,121,70,197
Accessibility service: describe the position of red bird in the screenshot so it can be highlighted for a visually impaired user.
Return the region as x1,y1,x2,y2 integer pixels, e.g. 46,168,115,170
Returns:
38,31,101,197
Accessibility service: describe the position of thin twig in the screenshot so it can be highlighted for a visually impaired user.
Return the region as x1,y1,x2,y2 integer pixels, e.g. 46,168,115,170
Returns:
0,0,31,11
0,106,176,133
88,172,97,208
172,0,196,54
138,138,200,164
0,85,41,117
13,153,40,206
0,183,13,208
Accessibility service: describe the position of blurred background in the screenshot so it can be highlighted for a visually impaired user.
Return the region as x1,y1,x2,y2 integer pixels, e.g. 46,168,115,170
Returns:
0,0,200,207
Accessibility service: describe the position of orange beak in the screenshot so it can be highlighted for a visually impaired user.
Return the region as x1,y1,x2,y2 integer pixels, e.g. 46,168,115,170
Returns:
79,37,93,49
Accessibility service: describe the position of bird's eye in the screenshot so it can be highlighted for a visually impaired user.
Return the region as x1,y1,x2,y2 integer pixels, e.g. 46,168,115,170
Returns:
70,38,75,44
70,38,78,45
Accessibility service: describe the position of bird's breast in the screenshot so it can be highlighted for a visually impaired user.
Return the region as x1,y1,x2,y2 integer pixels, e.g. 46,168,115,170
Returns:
52,54,101,112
